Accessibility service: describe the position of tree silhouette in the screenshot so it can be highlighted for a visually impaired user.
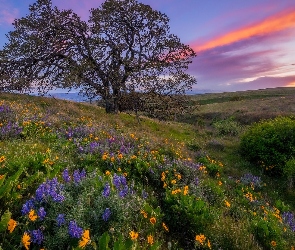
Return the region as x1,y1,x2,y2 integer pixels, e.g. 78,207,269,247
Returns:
0,0,196,113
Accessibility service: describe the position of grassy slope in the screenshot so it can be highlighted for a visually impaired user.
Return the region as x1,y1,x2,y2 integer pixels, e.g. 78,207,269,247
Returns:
1,87,295,249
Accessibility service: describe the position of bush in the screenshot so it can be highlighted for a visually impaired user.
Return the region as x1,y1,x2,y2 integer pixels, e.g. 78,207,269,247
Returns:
212,117,242,136
240,116,295,175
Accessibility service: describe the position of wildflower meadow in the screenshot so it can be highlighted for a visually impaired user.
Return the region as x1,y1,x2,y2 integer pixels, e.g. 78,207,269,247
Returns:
1,93,295,249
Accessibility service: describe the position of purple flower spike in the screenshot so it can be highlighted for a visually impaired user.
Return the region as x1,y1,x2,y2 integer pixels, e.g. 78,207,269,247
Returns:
102,208,111,221
37,207,46,220
62,169,71,183
56,214,66,227
68,221,83,238
30,229,44,245
102,183,111,197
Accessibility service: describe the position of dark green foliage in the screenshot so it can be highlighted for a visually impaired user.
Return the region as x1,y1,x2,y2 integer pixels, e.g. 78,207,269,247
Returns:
240,116,295,175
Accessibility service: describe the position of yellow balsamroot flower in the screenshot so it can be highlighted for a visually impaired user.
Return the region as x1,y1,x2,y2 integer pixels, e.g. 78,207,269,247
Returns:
7,218,17,233
79,230,90,248
140,210,148,218
171,179,176,185
195,234,206,245
171,189,181,195
150,217,156,225
102,154,108,160
162,222,169,232
105,170,111,176
129,231,138,240
224,200,231,208
161,172,166,181
0,174,5,180
183,186,189,195
28,209,38,221
0,156,6,163
22,232,31,250
271,240,276,247
207,239,212,249
147,235,154,245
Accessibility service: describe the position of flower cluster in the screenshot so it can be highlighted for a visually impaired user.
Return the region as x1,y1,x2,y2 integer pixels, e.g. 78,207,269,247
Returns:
282,211,295,231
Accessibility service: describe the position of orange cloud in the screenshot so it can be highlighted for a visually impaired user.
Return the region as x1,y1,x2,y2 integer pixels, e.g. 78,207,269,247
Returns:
286,81,295,87
194,9,295,52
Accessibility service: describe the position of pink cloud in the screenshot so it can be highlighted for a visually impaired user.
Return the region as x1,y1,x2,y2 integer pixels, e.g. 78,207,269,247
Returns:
0,6,18,25
192,7,295,52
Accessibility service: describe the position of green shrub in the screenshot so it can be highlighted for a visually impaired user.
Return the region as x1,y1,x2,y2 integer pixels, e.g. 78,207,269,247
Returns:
213,117,242,136
240,116,295,175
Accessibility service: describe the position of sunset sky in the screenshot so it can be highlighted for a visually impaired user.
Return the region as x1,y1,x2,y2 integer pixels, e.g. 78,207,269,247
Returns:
0,0,295,93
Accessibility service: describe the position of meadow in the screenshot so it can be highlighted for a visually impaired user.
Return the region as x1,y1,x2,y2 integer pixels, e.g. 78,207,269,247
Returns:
1,88,295,249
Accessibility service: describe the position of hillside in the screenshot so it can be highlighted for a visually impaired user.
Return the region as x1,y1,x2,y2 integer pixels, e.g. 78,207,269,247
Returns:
1,88,295,249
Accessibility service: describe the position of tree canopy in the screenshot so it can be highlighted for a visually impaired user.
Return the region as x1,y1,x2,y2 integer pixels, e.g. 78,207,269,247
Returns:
0,0,197,113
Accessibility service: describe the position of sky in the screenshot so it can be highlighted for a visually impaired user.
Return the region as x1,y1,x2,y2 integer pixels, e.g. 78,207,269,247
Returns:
0,0,295,93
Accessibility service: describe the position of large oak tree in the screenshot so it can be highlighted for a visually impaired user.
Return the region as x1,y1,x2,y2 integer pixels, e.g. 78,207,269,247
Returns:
0,0,196,113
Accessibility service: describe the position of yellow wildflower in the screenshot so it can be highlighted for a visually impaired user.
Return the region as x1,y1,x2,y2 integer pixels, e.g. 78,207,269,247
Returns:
150,217,156,225
225,200,231,208
102,154,108,160
141,210,148,218
171,189,181,195
208,239,212,249
271,240,276,247
183,186,189,195
195,234,206,245
105,170,111,176
123,172,128,177
22,232,31,250
0,156,6,163
147,235,154,245
218,181,222,186
7,218,17,233
171,179,176,185
162,222,169,232
161,172,166,181
28,209,38,221
129,231,138,240
0,174,5,180
79,230,90,248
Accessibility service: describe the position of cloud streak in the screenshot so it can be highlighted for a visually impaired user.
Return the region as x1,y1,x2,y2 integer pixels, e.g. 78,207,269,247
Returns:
192,8,295,52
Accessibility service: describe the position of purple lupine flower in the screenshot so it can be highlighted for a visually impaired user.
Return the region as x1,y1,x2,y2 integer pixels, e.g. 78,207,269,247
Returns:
240,173,262,189
30,229,44,245
142,190,148,199
113,174,121,189
68,221,83,238
35,178,64,203
37,207,46,221
62,169,71,183
102,183,111,197
80,169,86,179
102,208,111,221
56,214,66,227
195,177,200,186
113,174,127,189
21,198,35,215
73,170,81,183
282,211,295,231
119,185,129,198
